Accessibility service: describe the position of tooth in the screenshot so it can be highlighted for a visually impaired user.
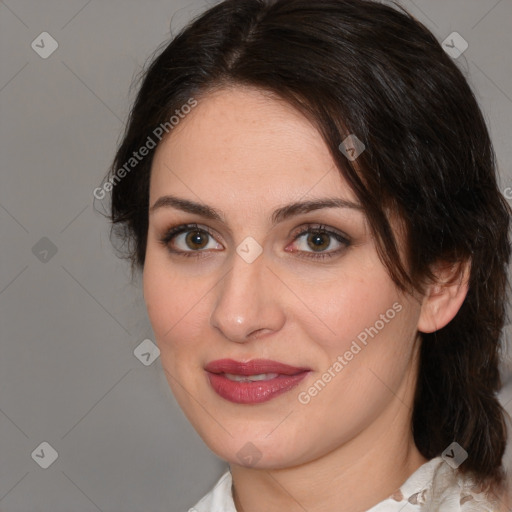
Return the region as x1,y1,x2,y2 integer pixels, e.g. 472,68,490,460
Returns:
248,373,279,381
224,373,279,382
224,374,246,382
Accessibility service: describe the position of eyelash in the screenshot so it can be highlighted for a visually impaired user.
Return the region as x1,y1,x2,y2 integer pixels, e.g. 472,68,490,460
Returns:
158,223,351,260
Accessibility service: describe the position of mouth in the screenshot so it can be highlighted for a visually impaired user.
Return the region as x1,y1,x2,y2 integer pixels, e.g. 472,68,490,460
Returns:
204,359,310,404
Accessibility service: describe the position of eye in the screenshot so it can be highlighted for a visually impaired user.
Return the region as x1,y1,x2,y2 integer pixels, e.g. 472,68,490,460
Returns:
159,223,350,260
288,224,350,260
159,224,223,256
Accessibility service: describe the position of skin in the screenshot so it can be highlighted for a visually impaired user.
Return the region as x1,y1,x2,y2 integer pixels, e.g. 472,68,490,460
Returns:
143,86,469,512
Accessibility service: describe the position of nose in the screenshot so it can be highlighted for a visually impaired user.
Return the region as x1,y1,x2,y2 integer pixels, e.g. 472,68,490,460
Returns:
210,251,286,343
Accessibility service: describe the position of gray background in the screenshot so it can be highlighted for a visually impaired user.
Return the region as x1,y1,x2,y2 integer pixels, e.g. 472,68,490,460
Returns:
1,0,511,511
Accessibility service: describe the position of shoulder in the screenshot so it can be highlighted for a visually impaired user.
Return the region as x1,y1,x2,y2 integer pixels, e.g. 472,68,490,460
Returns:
407,457,507,511
370,457,507,511
432,461,505,512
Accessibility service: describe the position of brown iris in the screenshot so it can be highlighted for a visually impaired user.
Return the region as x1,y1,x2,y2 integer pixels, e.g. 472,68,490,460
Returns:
307,231,330,251
186,230,209,250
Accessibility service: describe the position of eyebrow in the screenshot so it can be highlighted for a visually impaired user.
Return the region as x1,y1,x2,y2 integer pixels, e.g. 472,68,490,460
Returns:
149,194,364,226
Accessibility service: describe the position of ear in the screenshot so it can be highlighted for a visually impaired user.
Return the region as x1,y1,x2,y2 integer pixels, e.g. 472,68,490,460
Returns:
417,259,471,334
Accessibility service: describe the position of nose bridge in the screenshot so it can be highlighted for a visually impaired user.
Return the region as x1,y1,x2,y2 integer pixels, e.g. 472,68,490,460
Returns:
210,251,283,342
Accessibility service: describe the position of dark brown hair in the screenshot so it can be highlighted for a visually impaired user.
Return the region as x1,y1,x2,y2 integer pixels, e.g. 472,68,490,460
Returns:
103,0,511,496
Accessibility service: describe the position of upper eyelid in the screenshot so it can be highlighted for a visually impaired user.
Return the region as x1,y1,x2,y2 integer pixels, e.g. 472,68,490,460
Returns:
160,223,218,242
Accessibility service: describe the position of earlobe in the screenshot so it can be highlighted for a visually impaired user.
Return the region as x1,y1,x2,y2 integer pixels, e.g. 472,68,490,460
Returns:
417,259,471,334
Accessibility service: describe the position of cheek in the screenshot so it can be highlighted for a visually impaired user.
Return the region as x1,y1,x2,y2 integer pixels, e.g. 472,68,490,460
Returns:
292,254,421,420
143,255,172,338
291,254,406,355
294,290,419,452
143,250,206,354
143,256,212,414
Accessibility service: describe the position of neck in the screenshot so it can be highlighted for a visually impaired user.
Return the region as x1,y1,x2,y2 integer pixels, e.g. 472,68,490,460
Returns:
232,431,426,512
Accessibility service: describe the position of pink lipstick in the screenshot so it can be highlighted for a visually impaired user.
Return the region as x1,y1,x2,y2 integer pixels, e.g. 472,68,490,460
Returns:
205,359,310,404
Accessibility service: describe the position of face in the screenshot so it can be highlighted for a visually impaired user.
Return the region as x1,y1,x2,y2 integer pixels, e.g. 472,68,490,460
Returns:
143,86,424,469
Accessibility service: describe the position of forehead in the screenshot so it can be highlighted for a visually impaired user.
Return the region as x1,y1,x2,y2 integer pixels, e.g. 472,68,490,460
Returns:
149,86,359,209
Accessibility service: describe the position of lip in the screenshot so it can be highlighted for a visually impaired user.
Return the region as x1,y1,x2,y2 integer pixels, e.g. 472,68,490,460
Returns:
205,359,310,404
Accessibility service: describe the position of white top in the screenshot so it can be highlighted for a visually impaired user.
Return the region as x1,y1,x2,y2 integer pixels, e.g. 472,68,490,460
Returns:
188,457,505,511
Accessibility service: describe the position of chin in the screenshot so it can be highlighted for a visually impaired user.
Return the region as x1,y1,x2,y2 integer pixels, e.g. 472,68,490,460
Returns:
198,424,310,469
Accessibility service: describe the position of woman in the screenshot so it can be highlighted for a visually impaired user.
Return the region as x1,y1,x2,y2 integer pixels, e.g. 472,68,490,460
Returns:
105,0,512,509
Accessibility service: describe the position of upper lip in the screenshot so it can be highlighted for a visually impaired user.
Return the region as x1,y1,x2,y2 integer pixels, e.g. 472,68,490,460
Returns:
205,359,310,376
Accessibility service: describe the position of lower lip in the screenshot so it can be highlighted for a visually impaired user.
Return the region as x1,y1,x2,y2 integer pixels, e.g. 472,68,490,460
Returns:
206,372,309,404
